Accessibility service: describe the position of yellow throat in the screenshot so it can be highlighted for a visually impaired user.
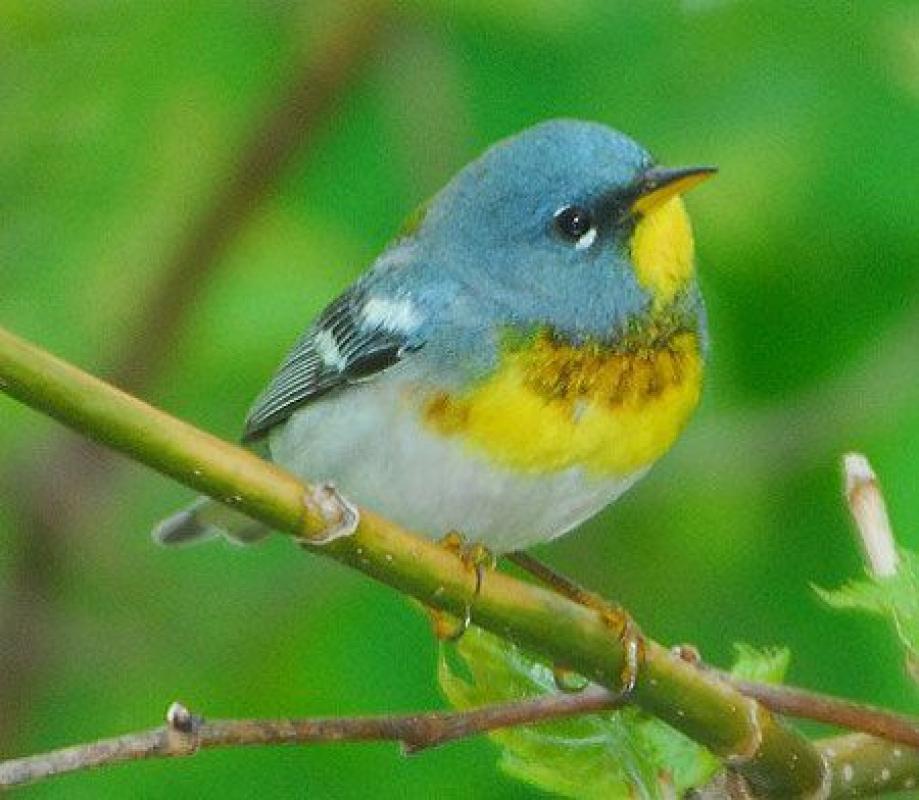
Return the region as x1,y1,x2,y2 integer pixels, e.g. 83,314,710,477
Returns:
630,195,696,309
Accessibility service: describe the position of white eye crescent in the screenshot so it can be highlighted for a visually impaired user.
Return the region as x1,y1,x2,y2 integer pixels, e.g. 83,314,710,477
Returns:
574,227,597,251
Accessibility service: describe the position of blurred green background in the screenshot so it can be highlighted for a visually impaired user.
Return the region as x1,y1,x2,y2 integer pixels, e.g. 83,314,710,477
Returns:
2,1,919,797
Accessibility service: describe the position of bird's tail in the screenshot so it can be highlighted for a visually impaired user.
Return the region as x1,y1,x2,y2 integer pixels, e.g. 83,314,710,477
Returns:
152,496,271,546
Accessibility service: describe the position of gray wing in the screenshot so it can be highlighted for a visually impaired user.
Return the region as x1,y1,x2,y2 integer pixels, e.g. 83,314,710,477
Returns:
242,286,422,442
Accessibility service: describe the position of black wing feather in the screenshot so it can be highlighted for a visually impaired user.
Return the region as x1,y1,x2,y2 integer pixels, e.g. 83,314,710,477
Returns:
242,288,414,442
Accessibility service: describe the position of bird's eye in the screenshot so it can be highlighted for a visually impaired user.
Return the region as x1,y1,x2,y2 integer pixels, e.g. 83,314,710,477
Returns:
553,205,596,250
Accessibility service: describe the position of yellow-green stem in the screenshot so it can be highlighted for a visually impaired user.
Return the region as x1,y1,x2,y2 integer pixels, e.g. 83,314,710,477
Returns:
0,325,825,796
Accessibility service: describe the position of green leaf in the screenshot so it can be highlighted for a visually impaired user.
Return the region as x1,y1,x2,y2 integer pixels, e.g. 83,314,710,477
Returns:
813,578,890,615
730,643,790,685
438,627,720,799
816,548,919,675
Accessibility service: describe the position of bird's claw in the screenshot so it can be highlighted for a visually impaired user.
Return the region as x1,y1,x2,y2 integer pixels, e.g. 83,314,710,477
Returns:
558,590,645,699
598,604,645,700
429,531,496,642
506,551,645,700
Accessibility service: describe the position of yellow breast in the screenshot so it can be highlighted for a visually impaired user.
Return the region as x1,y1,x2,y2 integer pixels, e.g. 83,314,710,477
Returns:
420,331,703,476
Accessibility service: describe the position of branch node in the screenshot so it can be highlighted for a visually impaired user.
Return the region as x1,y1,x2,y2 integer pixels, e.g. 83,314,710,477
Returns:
723,698,766,767
301,482,359,545
672,643,702,665
165,702,201,756
810,752,832,800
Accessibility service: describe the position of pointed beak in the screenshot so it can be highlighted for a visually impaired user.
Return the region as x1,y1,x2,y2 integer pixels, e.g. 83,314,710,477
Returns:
630,165,717,215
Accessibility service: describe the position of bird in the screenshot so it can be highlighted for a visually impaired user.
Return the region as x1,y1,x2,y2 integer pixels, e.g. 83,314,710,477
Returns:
154,119,714,568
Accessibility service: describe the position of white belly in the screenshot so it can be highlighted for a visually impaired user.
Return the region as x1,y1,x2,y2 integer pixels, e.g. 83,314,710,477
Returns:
269,375,646,553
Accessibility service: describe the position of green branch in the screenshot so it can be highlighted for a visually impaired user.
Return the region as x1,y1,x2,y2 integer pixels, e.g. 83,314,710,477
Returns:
0,322,894,796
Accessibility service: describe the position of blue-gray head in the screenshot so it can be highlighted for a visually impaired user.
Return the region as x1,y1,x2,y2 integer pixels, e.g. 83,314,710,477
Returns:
411,119,714,341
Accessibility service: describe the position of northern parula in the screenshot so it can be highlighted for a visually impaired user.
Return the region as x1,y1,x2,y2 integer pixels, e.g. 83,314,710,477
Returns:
154,119,714,554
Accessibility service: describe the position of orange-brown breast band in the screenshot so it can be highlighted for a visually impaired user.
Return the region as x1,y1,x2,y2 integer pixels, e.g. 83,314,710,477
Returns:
420,330,703,476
